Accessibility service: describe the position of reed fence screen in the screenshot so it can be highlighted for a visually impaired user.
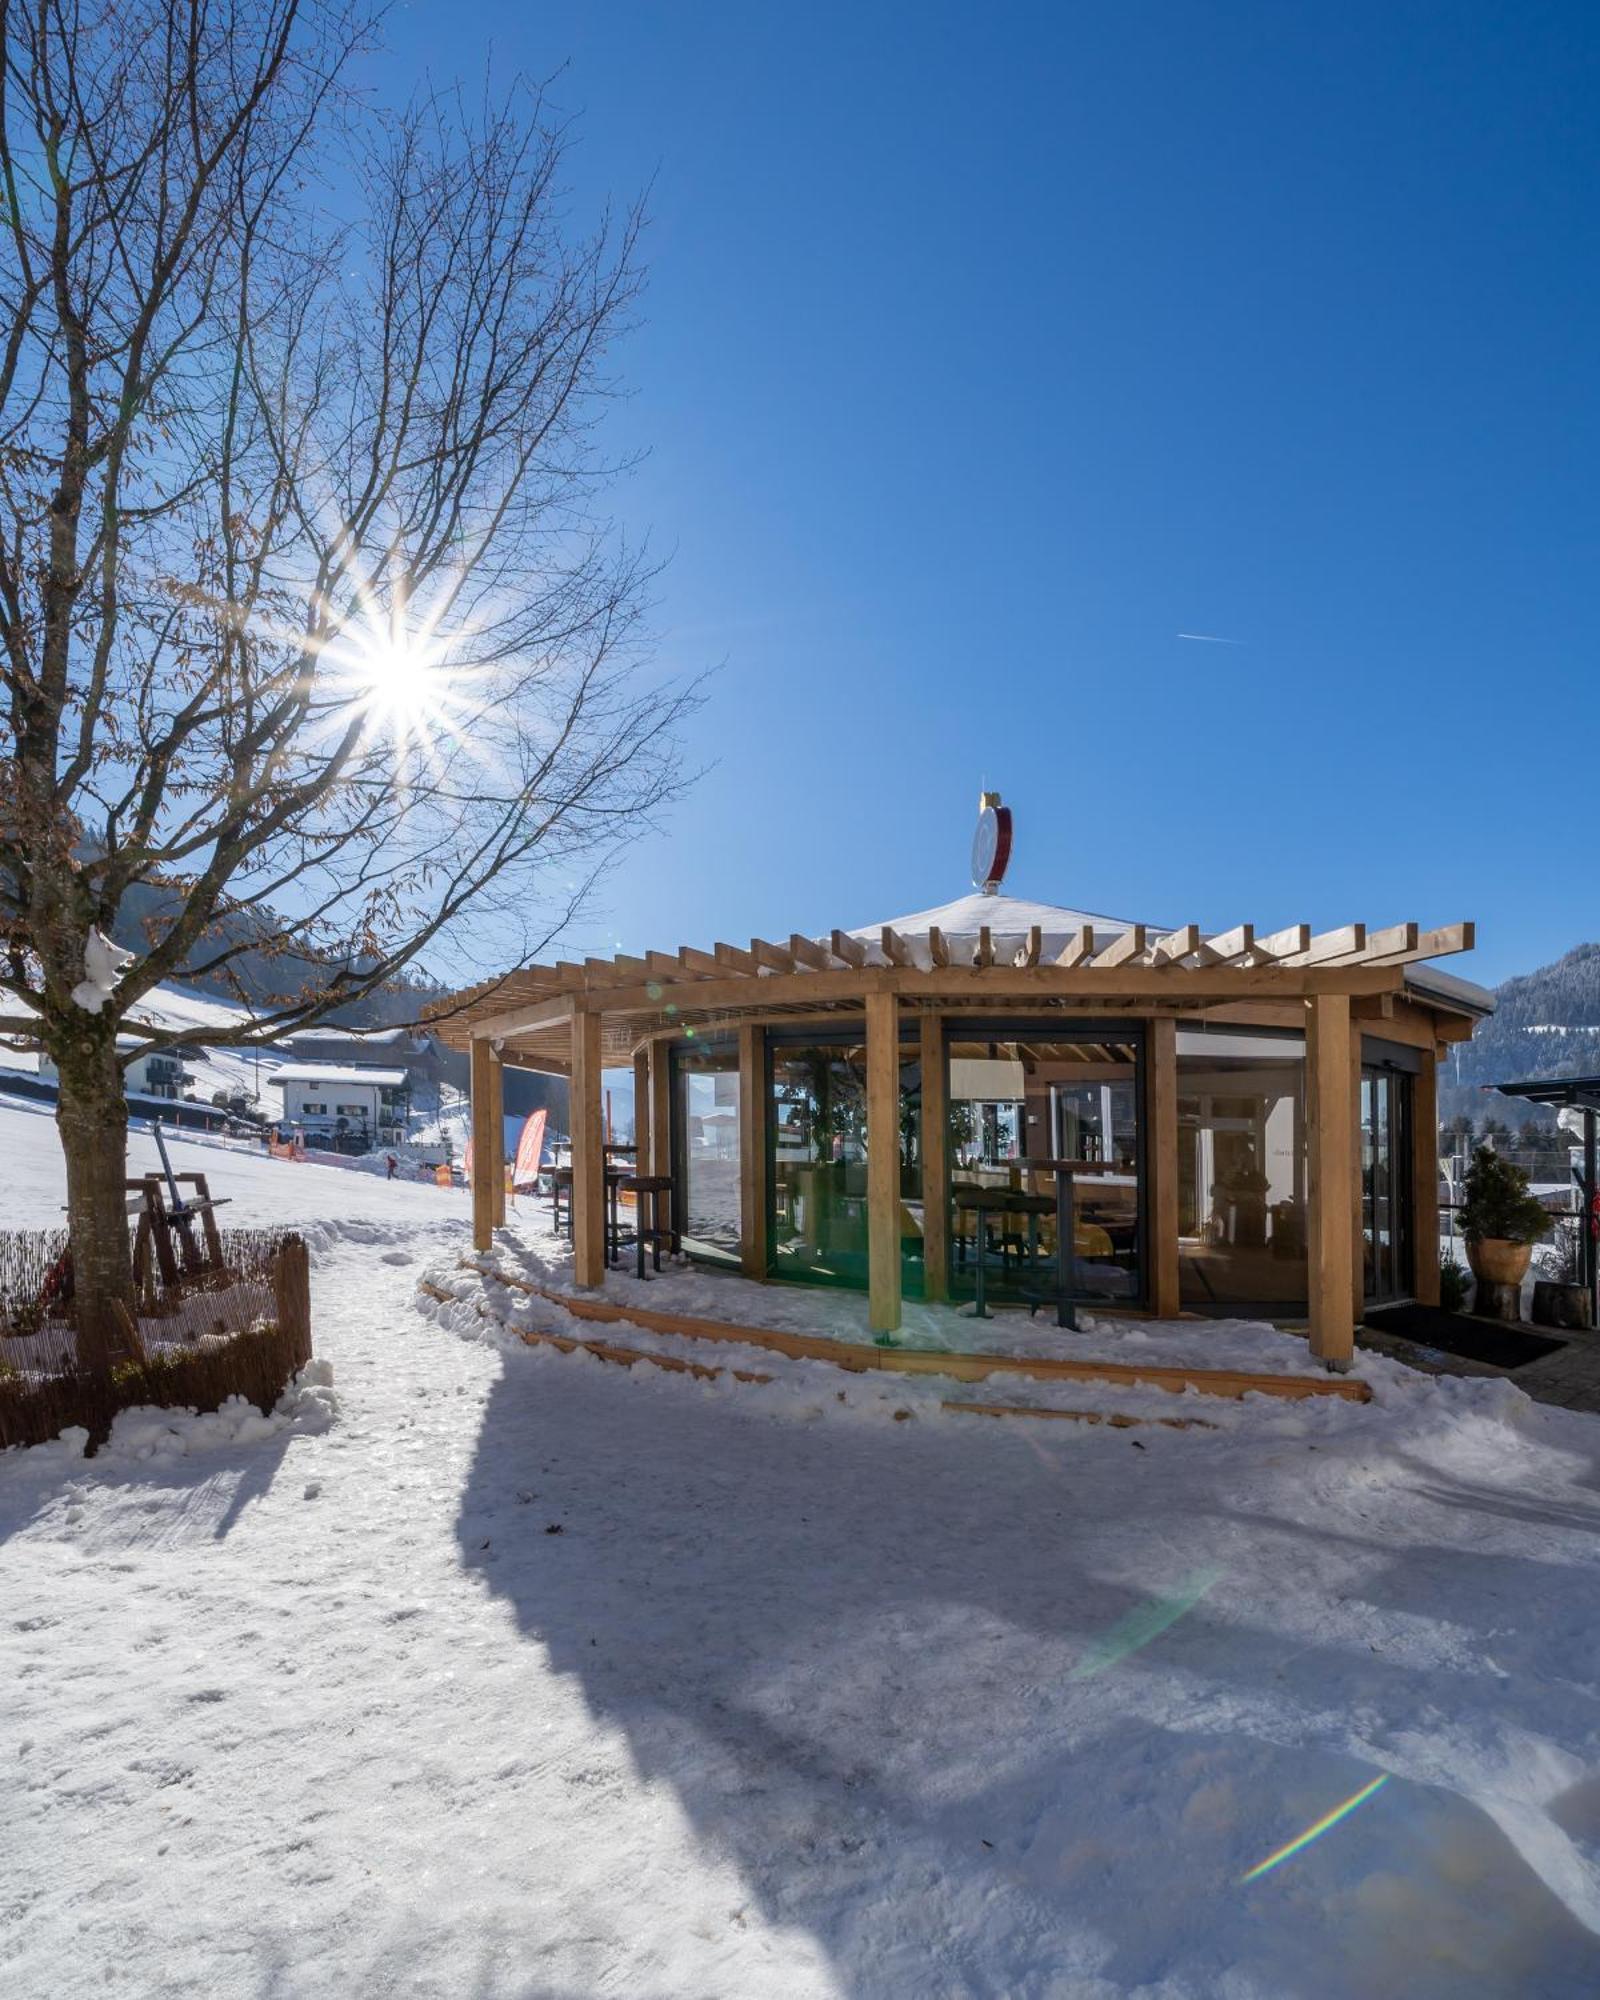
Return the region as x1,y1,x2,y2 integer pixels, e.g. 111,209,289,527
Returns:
0,1228,312,1451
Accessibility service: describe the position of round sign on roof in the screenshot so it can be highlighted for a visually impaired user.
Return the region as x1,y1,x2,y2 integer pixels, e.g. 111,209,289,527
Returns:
971,792,1013,892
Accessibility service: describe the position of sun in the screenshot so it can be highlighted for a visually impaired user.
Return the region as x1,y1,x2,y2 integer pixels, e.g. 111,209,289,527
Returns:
327,597,466,767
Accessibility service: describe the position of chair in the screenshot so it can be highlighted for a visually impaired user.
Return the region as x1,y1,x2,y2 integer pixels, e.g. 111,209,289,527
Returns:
618,1174,677,1279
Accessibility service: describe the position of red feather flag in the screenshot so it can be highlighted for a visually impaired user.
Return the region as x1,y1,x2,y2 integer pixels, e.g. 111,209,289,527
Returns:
512,1108,548,1191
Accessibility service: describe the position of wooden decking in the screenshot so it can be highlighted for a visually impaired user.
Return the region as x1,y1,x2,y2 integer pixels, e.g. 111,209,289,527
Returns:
458,1260,1373,1405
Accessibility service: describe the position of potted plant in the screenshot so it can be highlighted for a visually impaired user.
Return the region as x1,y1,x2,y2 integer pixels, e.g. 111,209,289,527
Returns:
1458,1145,1552,1293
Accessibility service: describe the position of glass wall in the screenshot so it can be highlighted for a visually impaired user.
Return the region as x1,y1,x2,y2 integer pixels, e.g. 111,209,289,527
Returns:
674,1039,741,1265
1177,1026,1307,1312
945,1030,1143,1304
768,1033,924,1293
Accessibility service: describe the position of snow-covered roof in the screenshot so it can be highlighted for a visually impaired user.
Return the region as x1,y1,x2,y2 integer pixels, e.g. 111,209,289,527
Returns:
267,1066,410,1090
1403,963,1496,1017
850,890,1150,942
287,1025,414,1046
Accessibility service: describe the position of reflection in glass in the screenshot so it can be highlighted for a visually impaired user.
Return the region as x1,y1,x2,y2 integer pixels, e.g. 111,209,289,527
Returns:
946,1034,1142,1303
1177,1028,1307,1310
1362,1068,1410,1301
769,1038,923,1291
676,1041,741,1264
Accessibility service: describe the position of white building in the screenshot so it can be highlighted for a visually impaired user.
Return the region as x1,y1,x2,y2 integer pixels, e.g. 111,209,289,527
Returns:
37,1034,196,1102
267,1065,411,1149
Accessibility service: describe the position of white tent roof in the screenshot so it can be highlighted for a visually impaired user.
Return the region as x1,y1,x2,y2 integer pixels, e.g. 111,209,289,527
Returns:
834,890,1153,970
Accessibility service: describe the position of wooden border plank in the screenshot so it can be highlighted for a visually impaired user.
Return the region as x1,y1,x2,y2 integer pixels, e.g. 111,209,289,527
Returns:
465,1264,1373,1401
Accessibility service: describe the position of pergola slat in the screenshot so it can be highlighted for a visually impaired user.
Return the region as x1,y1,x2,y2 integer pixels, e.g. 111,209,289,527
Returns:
1092,924,1146,970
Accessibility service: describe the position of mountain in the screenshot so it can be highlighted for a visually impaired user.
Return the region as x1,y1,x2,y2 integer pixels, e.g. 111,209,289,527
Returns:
1441,942,1600,1125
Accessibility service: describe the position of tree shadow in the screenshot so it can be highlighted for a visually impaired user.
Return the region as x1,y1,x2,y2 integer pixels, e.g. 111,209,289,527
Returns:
455,1351,1600,1997
0,1427,295,1547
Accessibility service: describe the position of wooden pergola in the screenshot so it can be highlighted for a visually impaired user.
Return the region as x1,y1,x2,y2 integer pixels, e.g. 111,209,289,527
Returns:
429,910,1481,1370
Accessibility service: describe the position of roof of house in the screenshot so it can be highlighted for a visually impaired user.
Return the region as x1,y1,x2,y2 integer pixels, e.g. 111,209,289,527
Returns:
267,1066,410,1090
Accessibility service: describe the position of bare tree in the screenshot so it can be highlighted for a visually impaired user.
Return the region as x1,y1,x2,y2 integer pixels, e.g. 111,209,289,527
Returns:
0,0,691,1362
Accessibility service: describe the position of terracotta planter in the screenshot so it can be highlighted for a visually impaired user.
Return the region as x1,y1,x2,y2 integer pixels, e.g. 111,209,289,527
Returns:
1465,1236,1533,1286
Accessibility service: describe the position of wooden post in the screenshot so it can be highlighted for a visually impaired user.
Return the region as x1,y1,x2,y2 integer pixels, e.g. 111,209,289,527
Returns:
633,1051,651,1171
919,1010,949,1302
1148,1016,1181,1318
648,1039,673,1239
570,1009,606,1289
865,991,902,1335
490,1049,506,1227
1412,1051,1441,1306
1307,993,1356,1368
470,1036,495,1253
737,1022,768,1279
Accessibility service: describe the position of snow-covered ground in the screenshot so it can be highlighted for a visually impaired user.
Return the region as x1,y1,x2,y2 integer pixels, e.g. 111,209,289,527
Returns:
5,1089,1600,1996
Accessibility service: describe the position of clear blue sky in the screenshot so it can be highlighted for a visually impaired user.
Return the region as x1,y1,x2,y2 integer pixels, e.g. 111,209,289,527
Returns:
380,1,1597,987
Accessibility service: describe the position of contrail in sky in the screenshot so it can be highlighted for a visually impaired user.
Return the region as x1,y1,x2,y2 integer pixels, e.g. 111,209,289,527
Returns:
1177,632,1242,645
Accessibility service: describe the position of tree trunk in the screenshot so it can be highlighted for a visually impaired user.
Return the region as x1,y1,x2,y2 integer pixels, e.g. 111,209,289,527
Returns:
54,1023,133,1376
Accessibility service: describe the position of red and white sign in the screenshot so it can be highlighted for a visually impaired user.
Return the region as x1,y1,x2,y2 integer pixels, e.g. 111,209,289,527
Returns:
512,1108,548,1190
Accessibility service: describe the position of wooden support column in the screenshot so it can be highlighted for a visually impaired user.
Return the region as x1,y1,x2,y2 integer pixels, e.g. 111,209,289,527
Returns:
570,1009,606,1289
737,1022,768,1279
1148,1016,1181,1319
1412,1049,1441,1306
919,1010,949,1301
1307,993,1356,1369
1350,1021,1365,1310
633,1051,651,1172
648,1041,673,1234
489,1049,506,1226
470,1036,495,1253
866,991,902,1335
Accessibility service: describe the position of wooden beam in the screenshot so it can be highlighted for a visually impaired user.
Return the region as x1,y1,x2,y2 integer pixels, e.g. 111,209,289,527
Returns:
1013,925,1042,969
571,1009,606,1289
464,992,574,1044
679,944,734,977
748,936,796,972
1055,926,1095,968
1281,924,1367,968
1092,924,1147,970
1307,993,1356,1368
1198,924,1254,964
788,932,834,971
489,1049,506,1227
865,990,902,1334
470,1036,495,1253
632,1050,651,1173
974,925,994,969
880,925,915,967
1365,920,1475,965
831,928,868,969
1148,1016,1180,1317
920,1010,948,1302
928,925,950,968
1412,1046,1441,1306
494,961,1410,1022
648,1039,672,1237
1361,921,1418,963
1253,924,1311,962
1151,924,1200,965
713,941,760,975
737,1022,768,1279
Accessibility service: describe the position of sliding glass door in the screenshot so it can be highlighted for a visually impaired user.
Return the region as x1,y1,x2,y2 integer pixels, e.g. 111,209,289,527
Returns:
1362,1065,1413,1304
767,1031,924,1294
673,1039,741,1266
944,1025,1145,1305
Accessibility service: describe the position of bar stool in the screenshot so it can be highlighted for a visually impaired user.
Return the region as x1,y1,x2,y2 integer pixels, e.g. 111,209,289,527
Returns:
953,1185,999,1318
619,1174,676,1279
550,1165,574,1241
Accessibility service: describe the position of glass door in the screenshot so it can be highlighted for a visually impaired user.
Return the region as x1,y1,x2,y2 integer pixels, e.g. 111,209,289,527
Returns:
1362,1066,1413,1304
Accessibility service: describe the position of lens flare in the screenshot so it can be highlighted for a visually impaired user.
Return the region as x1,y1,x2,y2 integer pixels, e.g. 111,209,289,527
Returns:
1069,1567,1223,1681
1241,1774,1390,1884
